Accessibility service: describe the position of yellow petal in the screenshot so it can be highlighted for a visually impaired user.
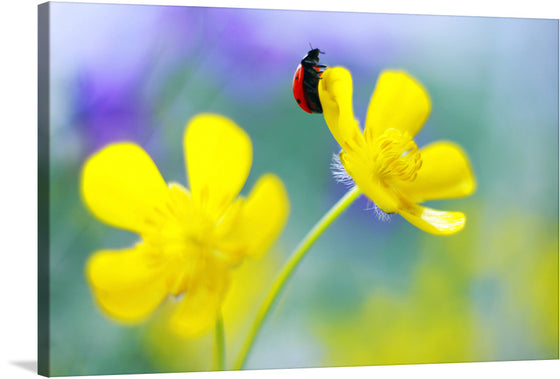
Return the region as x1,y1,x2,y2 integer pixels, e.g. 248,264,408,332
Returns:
211,198,248,266
214,174,289,261
399,203,466,235
184,114,252,218
340,151,401,213
169,264,230,337
86,244,170,323
397,141,476,203
364,70,431,144
318,67,365,154
242,174,289,257
81,143,169,233
239,174,290,258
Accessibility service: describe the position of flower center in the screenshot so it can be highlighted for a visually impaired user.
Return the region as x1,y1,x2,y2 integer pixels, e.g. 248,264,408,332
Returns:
141,189,217,256
372,128,422,182
141,192,225,295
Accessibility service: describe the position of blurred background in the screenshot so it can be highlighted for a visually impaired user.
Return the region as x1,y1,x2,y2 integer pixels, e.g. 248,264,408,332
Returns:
45,2,558,376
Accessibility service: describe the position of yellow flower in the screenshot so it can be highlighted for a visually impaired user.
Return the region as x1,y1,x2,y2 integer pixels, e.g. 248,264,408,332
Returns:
318,67,476,235
81,114,290,337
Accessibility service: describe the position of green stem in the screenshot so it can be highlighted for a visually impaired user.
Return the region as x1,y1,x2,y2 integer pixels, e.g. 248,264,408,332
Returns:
234,186,361,370
214,311,225,371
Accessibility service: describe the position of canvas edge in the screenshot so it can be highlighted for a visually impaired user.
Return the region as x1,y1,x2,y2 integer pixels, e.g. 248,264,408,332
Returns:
38,2,50,377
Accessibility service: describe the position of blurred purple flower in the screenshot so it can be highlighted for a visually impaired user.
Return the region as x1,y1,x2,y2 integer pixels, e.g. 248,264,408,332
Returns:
72,68,154,153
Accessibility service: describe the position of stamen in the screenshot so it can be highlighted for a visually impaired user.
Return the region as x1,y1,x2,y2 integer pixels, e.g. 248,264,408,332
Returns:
372,128,422,182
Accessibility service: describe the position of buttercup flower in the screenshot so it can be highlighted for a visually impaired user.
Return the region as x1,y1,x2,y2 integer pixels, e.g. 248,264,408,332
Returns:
81,114,289,336
318,68,475,235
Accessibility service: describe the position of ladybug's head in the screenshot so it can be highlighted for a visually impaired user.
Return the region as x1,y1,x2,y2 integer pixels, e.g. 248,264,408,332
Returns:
308,42,325,54
302,47,324,65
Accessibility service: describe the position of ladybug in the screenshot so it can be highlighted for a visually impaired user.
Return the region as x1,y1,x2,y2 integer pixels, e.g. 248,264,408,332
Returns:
292,47,326,113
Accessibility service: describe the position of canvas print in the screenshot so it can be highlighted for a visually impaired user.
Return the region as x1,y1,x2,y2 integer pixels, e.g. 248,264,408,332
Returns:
38,2,559,377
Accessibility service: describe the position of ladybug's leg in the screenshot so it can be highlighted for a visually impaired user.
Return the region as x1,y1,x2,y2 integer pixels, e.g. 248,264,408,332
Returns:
310,70,323,80
303,66,323,80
